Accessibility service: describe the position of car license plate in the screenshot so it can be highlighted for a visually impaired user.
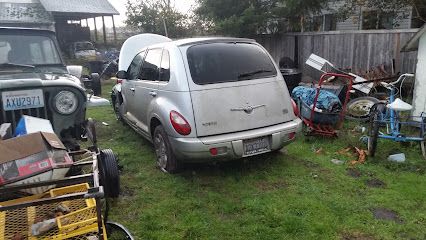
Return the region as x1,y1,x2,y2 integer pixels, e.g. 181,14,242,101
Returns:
2,89,45,111
243,136,271,156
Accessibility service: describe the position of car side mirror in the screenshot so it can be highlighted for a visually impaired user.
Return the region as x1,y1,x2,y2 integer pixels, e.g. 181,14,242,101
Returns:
116,70,128,79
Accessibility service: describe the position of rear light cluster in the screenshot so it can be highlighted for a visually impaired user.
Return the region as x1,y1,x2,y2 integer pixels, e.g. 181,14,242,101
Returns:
116,79,123,84
288,132,296,140
209,147,228,156
170,111,191,135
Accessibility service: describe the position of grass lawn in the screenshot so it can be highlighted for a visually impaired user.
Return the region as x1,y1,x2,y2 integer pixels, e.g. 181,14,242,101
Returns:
88,81,426,240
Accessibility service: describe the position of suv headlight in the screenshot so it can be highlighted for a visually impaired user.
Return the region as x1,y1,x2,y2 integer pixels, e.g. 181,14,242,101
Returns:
54,91,78,115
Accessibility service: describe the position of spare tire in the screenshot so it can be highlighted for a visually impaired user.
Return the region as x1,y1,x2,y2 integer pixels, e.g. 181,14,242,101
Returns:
346,97,380,121
98,149,120,198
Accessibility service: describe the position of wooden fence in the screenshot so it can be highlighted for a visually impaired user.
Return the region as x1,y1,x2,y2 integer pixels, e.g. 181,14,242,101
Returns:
256,29,419,81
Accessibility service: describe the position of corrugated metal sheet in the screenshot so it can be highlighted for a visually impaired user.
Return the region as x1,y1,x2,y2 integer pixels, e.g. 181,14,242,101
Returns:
39,0,119,15
0,2,53,24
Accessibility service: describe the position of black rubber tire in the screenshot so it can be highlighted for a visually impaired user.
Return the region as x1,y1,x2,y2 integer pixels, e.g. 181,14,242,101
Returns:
112,93,124,123
153,125,180,173
346,96,380,121
91,73,102,96
368,108,380,157
99,149,120,198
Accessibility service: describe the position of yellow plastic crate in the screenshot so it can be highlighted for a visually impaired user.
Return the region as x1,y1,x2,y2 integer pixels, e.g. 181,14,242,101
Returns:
0,183,106,240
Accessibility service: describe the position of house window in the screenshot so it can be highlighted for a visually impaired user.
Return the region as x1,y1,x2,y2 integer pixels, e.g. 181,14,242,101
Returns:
324,14,337,31
362,11,394,30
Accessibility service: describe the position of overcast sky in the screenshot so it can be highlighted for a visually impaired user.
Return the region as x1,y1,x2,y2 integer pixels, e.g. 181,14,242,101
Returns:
90,0,197,28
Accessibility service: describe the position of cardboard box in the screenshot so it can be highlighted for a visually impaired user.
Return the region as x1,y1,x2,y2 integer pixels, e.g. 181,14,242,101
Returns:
0,132,73,194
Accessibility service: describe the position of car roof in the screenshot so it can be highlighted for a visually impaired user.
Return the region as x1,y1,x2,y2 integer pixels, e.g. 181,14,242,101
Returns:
172,37,256,47
0,27,56,35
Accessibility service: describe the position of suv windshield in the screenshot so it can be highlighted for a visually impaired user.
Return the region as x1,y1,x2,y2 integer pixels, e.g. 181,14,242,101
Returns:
0,34,62,66
187,42,277,85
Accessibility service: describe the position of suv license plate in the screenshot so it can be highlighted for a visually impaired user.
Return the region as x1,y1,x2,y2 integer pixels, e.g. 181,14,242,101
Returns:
2,89,45,111
243,136,271,156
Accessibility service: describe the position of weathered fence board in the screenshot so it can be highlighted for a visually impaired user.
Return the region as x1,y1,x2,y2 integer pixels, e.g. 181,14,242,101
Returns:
256,29,418,81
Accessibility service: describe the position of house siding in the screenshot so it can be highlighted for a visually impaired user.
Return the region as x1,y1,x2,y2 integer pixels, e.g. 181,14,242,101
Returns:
316,1,414,31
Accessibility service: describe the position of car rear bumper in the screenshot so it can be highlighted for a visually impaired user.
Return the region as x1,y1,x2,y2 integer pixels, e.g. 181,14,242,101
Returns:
168,118,302,162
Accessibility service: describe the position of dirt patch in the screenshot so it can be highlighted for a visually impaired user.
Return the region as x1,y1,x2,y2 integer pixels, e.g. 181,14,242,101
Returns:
365,178,386,188
372,208,403,224
120,185,135,197
301,159,321,169
255,179,288,191
341,231,375,240
347,168,362,178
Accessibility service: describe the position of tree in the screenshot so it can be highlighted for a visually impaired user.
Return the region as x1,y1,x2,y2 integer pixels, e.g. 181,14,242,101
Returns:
195,0,278,37
125,0,191,38
195,0,328,36
274,0,328,32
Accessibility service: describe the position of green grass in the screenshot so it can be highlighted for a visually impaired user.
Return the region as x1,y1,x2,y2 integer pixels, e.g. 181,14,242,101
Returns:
88,81,426,240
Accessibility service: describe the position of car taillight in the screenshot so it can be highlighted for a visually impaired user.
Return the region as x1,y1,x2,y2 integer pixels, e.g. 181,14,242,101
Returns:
291,99,299,116
170,111,191,136
117,79,123,84
288,132,296,140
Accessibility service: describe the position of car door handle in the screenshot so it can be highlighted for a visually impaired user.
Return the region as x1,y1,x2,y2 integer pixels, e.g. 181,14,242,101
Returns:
130,88,135,92
149,91,157,97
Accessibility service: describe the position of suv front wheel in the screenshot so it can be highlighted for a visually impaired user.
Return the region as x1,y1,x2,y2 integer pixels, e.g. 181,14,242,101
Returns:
153,125,180,173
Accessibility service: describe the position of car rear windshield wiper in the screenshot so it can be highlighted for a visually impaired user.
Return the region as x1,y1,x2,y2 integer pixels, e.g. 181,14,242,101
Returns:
238,69,274,79
0,62,36,70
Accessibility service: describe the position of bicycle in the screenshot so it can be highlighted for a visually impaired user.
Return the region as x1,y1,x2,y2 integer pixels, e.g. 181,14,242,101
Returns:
367,73,426,159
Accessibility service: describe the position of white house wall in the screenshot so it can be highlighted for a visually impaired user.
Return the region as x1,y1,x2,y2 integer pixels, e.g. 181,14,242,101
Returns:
412,33,426,117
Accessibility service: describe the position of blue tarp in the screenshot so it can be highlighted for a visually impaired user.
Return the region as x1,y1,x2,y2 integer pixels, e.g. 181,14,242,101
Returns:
292,86,341,112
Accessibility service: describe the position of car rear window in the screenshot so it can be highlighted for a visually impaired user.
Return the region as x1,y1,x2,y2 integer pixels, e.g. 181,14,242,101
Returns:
187,42,277,85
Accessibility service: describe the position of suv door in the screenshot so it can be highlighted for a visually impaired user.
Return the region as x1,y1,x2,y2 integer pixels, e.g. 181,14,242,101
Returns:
122,51,145,123
132,48,163,133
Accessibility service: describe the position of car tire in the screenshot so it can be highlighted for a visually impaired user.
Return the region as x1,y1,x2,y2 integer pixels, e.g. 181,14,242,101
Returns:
113,94,124,123
91,73,102,96
98,149,120,198
153,125,180,173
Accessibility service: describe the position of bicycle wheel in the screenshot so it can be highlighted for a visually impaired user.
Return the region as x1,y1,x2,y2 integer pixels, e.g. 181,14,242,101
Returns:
368,108,381,157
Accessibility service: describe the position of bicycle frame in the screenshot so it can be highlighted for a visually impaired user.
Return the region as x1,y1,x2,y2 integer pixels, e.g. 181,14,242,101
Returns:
376,75,426,142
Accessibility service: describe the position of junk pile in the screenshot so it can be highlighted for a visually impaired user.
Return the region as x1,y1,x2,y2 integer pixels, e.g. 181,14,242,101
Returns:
0,116,133,239
0,116,72,194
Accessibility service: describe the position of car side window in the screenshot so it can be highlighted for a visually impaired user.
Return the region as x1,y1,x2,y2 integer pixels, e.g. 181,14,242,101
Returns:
127,51,145,80
159,49,170,82
139,48,162,81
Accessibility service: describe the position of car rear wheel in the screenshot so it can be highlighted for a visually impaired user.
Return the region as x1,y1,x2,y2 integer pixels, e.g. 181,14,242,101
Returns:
153,125,180,173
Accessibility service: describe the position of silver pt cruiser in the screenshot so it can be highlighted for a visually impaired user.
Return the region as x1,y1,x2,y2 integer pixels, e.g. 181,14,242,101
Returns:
112,34,302,173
